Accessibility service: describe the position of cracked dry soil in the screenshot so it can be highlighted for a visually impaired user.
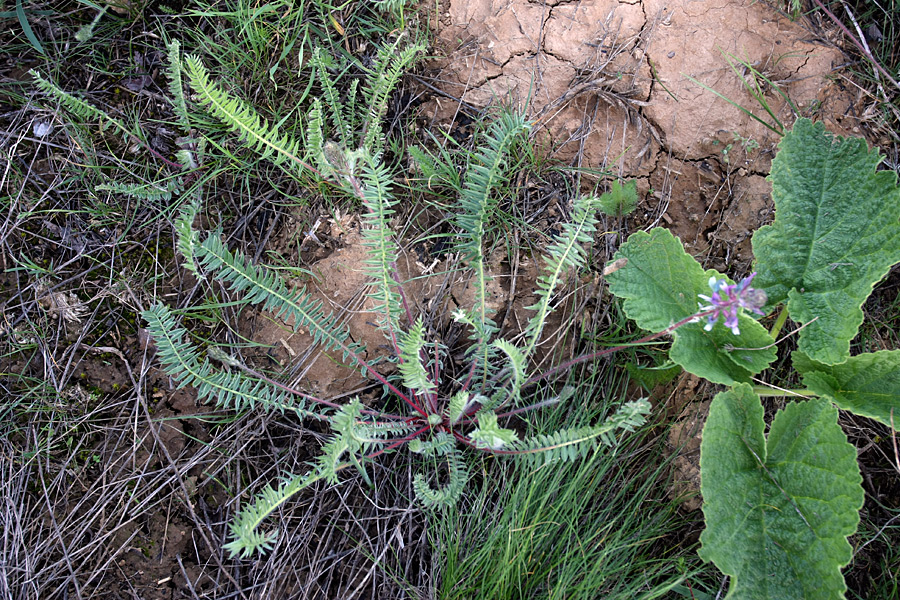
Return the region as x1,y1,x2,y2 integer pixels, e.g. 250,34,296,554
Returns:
422,0,856,268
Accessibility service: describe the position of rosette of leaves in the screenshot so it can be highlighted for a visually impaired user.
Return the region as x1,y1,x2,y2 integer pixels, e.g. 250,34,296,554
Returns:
144,104,650,558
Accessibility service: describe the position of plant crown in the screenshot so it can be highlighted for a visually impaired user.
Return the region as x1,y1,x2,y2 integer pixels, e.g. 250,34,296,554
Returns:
61,40,655,558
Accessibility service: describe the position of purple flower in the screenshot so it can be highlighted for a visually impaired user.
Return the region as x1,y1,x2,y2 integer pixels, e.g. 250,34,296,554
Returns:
697,273,767,335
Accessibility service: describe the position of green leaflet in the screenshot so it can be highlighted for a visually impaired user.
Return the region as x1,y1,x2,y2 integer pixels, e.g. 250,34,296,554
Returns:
470,410,519,450
32,70,129,137
412,444,469,509
606,228,776,385
454,110,528,386
397,317,436,396
752,118,900,365
355,149,404,332
699,384,863,600
489,339,526,408
522,193,601,361
597,179,638,217
185,55,307,177
165,41,191,130
225,467,326,558
506,399,650,466
142,304,320,418
794,350,900,427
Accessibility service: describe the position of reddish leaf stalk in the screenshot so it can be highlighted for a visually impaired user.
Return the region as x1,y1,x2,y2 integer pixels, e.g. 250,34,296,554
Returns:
365,424,433,460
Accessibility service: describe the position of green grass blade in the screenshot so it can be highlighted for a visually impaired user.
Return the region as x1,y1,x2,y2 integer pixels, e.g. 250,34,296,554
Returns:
16,0,45,55
683,73,783,136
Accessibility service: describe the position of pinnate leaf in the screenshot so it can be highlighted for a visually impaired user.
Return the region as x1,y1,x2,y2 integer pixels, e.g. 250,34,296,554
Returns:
752,118,900,364
606,227,776,385
794,350,900,427
699,384,863,600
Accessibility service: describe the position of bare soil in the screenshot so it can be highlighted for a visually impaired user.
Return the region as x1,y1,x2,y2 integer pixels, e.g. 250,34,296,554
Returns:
420,0,863,271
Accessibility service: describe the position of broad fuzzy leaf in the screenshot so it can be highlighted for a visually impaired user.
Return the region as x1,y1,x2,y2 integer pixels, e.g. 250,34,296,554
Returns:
699,384,863,600
606,228,776,385
794,350,900,427
752,118,900,364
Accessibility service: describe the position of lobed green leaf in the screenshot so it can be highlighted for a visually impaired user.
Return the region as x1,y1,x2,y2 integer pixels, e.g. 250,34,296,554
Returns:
752,118,900,364
794,350,900,427
470,410,519,450
699,384,863,600
142,304,319,417
606,227,776,385
354,149,404,332
225,467,326,558
165,40,191,130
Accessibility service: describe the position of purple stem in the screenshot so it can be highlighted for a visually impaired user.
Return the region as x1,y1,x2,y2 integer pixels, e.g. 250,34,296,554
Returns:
366,424,433,459
391,263,416,327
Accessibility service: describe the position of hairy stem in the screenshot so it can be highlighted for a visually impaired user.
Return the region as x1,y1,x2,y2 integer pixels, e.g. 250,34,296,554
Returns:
752,386,816,398
457,396,561,426
810,0,900,93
